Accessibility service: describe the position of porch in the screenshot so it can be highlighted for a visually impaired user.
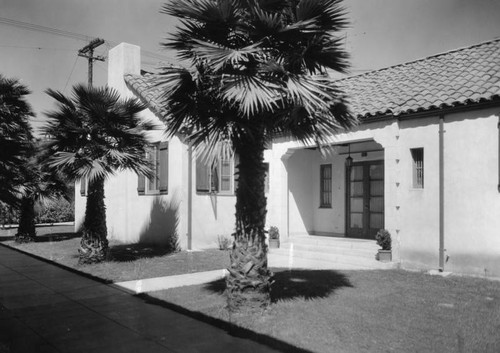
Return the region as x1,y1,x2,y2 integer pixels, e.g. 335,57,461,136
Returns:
268,134,400,269
280,139,387,241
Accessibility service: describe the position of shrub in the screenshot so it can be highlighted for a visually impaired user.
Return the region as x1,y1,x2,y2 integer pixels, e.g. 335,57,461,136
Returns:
269,226,279,240
35,198,74,224
0,202,19,226
376,229,391,251
217,235,232,250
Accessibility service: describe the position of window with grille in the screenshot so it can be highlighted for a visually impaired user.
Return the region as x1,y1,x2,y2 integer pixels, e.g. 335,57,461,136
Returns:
411,148,424,189
320,164,332,208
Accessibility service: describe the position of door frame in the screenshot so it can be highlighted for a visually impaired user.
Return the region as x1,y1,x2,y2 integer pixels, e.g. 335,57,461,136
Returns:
345,160,385,239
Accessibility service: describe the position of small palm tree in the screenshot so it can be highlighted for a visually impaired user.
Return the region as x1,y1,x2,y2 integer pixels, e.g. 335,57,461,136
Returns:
42,84,156,263
0,74,35,207
158,0,357,311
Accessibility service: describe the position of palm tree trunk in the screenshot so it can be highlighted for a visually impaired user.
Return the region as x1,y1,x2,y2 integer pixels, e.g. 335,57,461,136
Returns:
79,177,108,264
226,132,272,312
15,196,36,243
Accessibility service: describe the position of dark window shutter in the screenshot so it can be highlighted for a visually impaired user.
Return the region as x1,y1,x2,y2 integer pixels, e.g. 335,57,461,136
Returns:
147,146,158,192
211,160,219,192
159,142,168,193
234,153,240,193
80,178,87,196
137,174,146,195
196,156,210,192
264,163,269,194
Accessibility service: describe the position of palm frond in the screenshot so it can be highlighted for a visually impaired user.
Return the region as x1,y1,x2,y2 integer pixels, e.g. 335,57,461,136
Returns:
159,0,356,150
296,0,349,31
43,84,154,182
190,39,262,71
221,74,282,116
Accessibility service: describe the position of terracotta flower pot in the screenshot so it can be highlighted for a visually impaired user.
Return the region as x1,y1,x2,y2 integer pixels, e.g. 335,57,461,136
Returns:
377,249,392,262
269,239,280,249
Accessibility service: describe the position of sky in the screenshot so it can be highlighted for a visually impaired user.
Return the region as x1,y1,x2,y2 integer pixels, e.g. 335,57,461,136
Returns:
1,0,500,133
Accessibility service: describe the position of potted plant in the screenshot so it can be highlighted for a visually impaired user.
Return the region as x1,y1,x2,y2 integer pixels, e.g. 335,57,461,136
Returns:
376,229,392,262
268,226,280,249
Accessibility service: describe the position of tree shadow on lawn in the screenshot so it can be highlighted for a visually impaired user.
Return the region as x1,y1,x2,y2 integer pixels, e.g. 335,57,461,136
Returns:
205,269,353,302
34,232,80,242
107,243,174,262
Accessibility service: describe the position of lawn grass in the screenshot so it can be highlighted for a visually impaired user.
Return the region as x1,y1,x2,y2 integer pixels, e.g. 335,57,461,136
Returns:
147,269,500,353
2,225,499,352
0,225,230,282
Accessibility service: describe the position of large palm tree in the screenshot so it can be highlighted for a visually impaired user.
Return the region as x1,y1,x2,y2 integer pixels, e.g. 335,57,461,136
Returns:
158,0,356,311
42,84,156,264
0,74,35,207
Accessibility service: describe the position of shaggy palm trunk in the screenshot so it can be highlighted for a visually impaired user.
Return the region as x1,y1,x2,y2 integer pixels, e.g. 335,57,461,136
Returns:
226,132,272,312
15,197,36,243
79,178,108,264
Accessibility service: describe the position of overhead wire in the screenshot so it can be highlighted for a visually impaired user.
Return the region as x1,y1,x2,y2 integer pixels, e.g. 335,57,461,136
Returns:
63,56,79,92
0,45,75,51
0,16,175,65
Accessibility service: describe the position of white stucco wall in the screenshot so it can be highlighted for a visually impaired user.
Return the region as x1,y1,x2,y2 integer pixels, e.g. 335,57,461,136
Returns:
190,193,236,249
268,108,500,277
396,116,441,270
442,109,500,277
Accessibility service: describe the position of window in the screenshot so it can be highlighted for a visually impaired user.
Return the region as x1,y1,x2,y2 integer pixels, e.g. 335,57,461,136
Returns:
80,178,87,196
138,142,168,195
220,156,232,192
196,153,238,194
411,148,424,188
196,154,270,195
320,164,332,208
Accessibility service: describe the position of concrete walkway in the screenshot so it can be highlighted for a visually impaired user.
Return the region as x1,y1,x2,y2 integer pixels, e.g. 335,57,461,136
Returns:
114,269,229,294
0,245,303,353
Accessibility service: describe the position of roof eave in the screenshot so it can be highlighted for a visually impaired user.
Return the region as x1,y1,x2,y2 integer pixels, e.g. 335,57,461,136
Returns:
359,97,500,124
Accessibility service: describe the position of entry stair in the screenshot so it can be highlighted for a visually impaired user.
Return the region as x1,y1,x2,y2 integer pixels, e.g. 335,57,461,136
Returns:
268,235,398,270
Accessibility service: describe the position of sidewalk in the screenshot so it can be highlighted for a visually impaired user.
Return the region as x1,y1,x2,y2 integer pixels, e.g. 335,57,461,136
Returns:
0,245,298,353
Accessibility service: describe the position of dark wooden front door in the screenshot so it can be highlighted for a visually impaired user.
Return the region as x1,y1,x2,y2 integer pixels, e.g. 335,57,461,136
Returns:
346,161,384,239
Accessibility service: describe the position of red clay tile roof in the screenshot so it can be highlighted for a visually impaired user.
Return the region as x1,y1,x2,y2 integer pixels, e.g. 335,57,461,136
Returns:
338,38,500,118
124,73,169,119
125,38,500,120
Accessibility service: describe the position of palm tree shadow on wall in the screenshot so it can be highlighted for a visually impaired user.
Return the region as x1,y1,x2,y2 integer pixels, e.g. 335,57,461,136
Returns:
108,197,180,262
205,269,353,302
140,196,180,249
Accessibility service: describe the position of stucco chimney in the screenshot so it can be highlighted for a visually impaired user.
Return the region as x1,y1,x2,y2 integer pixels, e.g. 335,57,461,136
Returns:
108,43,141,97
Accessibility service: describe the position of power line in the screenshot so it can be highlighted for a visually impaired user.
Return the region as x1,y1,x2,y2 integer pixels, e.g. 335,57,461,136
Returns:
0,16,175,64
0,16,91,42
0,45,74,51
63,56,79,92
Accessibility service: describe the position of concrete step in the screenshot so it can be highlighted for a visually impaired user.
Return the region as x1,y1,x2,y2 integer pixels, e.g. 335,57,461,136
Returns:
268,235,396,270
283,235,379,250
268,251,395,270
278,236,380,259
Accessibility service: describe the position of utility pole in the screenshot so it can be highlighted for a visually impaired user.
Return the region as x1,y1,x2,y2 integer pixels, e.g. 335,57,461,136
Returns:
78,38,105,87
